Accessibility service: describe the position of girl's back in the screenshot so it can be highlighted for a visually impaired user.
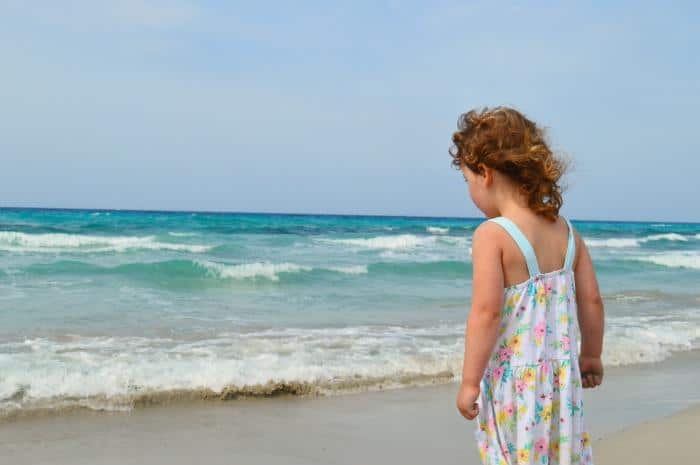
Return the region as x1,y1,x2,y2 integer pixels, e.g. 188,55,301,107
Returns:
497,214,573,288
473,214,593,464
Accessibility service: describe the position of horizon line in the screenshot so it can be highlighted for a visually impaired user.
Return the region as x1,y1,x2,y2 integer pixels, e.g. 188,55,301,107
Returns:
0,205,697,225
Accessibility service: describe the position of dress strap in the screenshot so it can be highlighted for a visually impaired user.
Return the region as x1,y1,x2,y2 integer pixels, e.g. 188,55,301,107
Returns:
488,216,540,278
563,217,576,271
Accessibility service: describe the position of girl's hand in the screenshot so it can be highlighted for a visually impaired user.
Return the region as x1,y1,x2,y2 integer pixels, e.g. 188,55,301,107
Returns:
579,355,604,388
456,383,480,420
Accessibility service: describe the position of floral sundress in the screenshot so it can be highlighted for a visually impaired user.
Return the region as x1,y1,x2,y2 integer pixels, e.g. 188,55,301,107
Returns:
473,216,594,465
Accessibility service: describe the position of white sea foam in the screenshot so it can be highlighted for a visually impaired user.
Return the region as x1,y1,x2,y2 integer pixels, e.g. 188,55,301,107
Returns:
371,237,470,263
585,233,696,248
437,236,469,246
0,325,465,413
585,237,641,248
644,233,689,241
426,226,449,234
634,252,700,270
328,265,369,275
316,234,470,255
1,312,699,413
197,261,368,279
317,234,437,250
197,261,312,281
603,310,700,366
609,293,656,303
0,232,211,253
168,232,198,237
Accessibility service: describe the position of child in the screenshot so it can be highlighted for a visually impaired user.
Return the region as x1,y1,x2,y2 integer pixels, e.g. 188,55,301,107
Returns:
451,107,605,465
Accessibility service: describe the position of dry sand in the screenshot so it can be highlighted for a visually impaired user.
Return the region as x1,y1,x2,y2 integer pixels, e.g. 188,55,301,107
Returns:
594,402,699,465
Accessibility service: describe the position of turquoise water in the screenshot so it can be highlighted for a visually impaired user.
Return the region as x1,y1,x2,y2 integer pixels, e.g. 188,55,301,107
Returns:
1,208,699,414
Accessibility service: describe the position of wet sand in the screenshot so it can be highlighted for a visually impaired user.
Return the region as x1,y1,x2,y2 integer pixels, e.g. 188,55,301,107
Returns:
1,349,699,464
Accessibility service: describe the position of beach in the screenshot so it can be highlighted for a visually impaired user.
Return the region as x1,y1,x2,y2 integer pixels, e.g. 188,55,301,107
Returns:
2,348,699,464
594,404,699,465
2,210,700,417
1,209,699,462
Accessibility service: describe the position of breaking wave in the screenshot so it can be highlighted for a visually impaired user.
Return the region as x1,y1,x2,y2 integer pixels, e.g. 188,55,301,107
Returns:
585,233,698,248
0,231,211,253
2,310,699,418
632,252,700,270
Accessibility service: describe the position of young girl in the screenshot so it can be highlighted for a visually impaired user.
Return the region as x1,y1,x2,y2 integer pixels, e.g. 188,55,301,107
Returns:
451,107,605,465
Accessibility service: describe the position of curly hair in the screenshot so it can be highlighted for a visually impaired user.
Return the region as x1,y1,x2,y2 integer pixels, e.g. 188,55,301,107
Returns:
449,106,567,221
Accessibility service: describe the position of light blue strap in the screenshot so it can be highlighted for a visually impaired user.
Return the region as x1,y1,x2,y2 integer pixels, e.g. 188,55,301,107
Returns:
488,216,540,278
563,217,576,270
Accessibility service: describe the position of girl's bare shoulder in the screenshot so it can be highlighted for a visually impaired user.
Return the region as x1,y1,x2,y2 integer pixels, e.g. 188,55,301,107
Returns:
472,219,508,246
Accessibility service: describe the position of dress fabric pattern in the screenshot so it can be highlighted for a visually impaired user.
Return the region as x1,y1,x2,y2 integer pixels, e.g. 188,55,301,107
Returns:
473,216,594,465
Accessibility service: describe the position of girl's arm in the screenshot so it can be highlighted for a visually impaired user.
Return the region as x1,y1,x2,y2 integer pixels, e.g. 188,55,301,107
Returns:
460,222,505,388
573,231,605,388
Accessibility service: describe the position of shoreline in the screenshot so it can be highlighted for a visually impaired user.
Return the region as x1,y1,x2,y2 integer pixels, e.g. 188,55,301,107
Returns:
0,349,700,431
3,347,700,426
2,349,699,464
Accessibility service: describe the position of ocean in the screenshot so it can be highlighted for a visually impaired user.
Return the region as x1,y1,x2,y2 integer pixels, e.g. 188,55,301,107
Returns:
0,208,699,417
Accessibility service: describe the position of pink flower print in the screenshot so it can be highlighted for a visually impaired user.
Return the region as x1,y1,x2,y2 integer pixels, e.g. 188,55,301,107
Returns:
535,321,546,337
498,347,513,361
541,361,549,375
545,283,553,295
561,335,570,352
515,379,527,393
535,438,548,454
534,321,546,345
504,403,515,416
493,366,505,381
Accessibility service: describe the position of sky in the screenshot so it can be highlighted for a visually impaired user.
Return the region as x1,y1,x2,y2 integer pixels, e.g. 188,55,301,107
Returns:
1,1,698,222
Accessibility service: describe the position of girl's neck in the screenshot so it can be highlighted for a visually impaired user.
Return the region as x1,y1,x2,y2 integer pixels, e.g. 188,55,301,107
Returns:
492,179,532,220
